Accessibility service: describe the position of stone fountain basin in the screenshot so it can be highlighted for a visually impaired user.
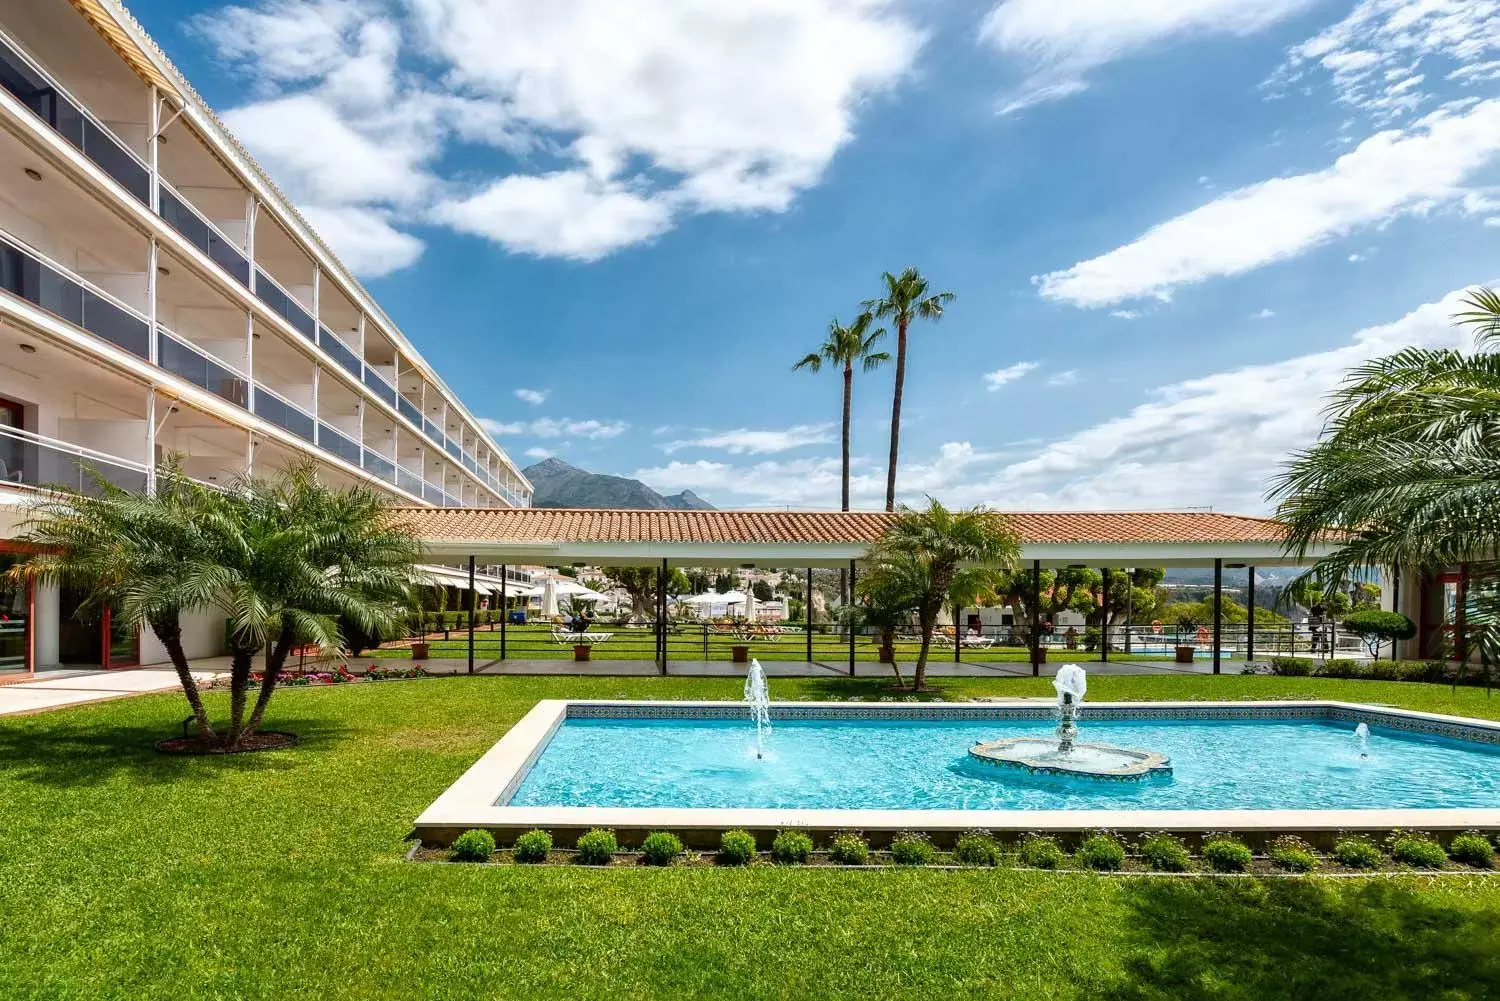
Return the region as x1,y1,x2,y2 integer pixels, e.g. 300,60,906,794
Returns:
969,737,1172,781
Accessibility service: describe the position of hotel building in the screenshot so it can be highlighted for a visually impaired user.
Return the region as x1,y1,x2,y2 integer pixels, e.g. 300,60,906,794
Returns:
0,0,531,673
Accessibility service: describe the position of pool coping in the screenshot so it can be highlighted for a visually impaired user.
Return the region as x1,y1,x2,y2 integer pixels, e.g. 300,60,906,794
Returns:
412,699,1500,849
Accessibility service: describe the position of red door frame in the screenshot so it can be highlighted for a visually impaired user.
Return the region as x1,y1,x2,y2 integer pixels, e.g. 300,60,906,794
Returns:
101,605,140,670
1420,567,1468,662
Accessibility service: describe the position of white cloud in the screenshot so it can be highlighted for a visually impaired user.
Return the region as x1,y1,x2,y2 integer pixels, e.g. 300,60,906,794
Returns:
1348,252,1366,262
195,0,922,266
983,360,1040,390
1045,369,1079,387
981,0,1317,113
1254,308,1277,319
1036,99,1500,307
1487,217,1500,227
523,447,554,459
480,417,629,439
295,203,424,276
663,424,835,455
514,388,549,405
1110,309,1141,320
1270,0,1500,123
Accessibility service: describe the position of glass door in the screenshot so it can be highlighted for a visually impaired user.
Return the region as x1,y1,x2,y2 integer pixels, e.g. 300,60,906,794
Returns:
105,606,139,669
0,552,28,674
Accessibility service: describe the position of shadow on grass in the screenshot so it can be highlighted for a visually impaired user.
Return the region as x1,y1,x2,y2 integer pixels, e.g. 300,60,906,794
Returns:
0,713,353,788
1105,876,1500,1001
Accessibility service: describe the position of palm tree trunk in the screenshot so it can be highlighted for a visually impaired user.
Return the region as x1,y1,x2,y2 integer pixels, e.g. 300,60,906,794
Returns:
149,614,215,741
244,621,296,738
885,320,908,512
841,364,853,512
226,644,255,747
914,623,932,691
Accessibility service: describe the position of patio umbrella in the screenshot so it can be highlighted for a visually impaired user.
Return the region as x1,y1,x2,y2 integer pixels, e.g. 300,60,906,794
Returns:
743,589,757,622
541,577,559,618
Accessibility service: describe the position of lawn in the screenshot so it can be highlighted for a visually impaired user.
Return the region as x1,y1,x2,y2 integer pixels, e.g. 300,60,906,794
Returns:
4,674,1500,1000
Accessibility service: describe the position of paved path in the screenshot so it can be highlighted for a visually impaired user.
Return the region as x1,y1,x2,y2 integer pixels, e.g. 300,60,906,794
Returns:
0,668,221,717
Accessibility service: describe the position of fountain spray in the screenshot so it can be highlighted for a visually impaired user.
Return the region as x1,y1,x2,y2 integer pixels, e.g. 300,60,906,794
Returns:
744,658,772,758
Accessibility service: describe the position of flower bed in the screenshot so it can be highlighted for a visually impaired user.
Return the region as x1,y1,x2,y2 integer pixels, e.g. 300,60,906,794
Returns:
229,665,431,689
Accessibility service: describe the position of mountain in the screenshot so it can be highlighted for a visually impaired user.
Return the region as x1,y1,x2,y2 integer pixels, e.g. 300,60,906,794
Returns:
521,458,716,511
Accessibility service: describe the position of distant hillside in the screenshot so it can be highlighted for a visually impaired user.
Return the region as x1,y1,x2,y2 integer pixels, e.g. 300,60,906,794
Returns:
522,458,715,511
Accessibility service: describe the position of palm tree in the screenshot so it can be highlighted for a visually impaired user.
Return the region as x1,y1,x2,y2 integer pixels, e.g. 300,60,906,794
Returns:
793,313,889,511
863,268,955,511
859,498,1019,690
12,463,419,749
1273,287,1500,583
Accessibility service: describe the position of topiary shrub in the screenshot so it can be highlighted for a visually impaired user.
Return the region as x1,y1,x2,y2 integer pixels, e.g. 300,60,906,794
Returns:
1139,833,1192,872
450,828,495,863
889,832,935,866
574,828,618,866
512,829,552,863
952,831,1002,867
1202,837,1254,873
771,829,813,864
1333,835,1383,869
718,829,757,866
1448,831,1496,868
1268,835,1320,873
1341,610,1417,658
828,832,870,866
639,831,684,866
1389,831,1447,869
1018,834,1066,870
1076,833,1126,871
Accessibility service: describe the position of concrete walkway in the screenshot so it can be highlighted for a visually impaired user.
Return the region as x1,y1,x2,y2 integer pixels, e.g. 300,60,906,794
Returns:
0,667,221,717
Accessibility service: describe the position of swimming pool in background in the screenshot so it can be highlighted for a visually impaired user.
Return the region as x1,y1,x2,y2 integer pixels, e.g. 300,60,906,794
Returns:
506,715,1500,812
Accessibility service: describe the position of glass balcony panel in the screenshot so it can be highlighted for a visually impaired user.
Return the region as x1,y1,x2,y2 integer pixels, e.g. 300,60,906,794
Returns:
0,239,149,359
422,416,442,444
361,366,397,407
318,423,361,467
398,395,421,427
396,464,422,496
317,325,361,379
158,185,249,287
0,425,147,496
422,482,443,505
157,330,248,408
254,268,314,340
252,385,314,443
361,450,395,482
444,437,461,461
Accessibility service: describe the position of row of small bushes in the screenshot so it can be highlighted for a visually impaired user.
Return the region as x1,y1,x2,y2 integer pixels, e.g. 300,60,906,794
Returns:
1262,658,1471,684
446,827,1498,871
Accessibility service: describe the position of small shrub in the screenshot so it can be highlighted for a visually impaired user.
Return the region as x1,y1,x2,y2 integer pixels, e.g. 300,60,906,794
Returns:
1139,833,1192,872
450,829,495,863
771,829,813,864
1018,834,1066,870
1202,837,1254,873
1267,658,1313,677
574,828,618,866
1448,832,1496,868
889,832,935,866
828,832,870,866
1333,836,1384,869
1076,833,1126,871
639,831,684,866
952,831,1002,867
718,829,757,866
1268,835,1320,873
512,829,552,863
1389,831,1447,869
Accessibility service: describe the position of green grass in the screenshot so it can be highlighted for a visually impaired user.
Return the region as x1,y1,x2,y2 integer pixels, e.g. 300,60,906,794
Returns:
5,675,1500,999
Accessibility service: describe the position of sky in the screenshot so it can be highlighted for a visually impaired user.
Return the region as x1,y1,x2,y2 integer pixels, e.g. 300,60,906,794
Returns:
131,0,1500,512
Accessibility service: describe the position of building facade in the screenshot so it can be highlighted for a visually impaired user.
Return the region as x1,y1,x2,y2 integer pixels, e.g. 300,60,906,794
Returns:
0,0,531,673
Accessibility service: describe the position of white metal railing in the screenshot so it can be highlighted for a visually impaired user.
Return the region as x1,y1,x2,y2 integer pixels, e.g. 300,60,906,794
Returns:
157,176,246,262
0,223,149,323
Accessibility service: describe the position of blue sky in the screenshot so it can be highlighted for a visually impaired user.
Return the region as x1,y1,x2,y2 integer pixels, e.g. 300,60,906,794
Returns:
132,0,1500,512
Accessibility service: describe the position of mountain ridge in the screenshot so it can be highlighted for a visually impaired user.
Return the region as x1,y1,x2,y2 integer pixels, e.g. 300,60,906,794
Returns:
521,457,715,511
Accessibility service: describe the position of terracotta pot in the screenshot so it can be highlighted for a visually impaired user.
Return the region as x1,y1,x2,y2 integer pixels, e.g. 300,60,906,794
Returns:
411,641,429,660
1175,645,1195,664
878,645,895,664
731,645,749,663
1034,647,1049,664
574,644,591,662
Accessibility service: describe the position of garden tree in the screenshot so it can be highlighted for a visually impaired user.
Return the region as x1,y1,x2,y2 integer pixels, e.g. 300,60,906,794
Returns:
1284,578,1353,616
713,572,734,593
685,569,712,594
862,268,955,511
602,566,690,617
858,499,1019,690
14,463,418,749
1155,597,1291,629
1092,568,1164,631
793,312,889,511
1341,609,1417,659
752,580,774,602
991,566,1099,639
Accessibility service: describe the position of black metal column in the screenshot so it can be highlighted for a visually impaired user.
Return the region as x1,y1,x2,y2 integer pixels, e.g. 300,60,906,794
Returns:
1212,557,1223,675
954,606,963,663
848,559,857,677
1246,565,1255,663
805,567,814,664
499,565,507,660
1389,562,1400,661
1100,568,1110,663
467,555,476,674
658,559,668,675
1031,559,1042,677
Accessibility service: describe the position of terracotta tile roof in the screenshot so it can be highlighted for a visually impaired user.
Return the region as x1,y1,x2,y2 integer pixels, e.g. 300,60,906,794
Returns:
390,507,1289,547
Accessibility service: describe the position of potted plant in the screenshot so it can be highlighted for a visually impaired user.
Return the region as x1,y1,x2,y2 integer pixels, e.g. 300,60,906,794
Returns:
411,640,430,660
1174,615,1197,664
574,644,591,662
731,644,749,663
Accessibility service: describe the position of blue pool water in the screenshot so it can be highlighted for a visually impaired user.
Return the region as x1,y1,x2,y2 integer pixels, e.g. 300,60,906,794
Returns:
507,715,1500,811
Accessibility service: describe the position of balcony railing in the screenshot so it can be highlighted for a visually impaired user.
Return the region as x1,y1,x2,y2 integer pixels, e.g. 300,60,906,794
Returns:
157,181,250,288
252,383,314,443
0,31,150,205
253,267,315,341
444,436,462,462
396,462,423,497
157,326,248,409
317,422,361,468
361,449,395,483
398,395,421,427
0,423,147,496
361,365,398,408
0,230,150,360
316,324,362,380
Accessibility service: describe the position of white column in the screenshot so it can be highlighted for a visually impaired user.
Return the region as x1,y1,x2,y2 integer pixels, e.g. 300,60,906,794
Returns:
245,197,257,283
148,86,160,213
34,583,60,669
145,389,156,495
312,365,320,444
147,238,159,365
312,263,320,329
